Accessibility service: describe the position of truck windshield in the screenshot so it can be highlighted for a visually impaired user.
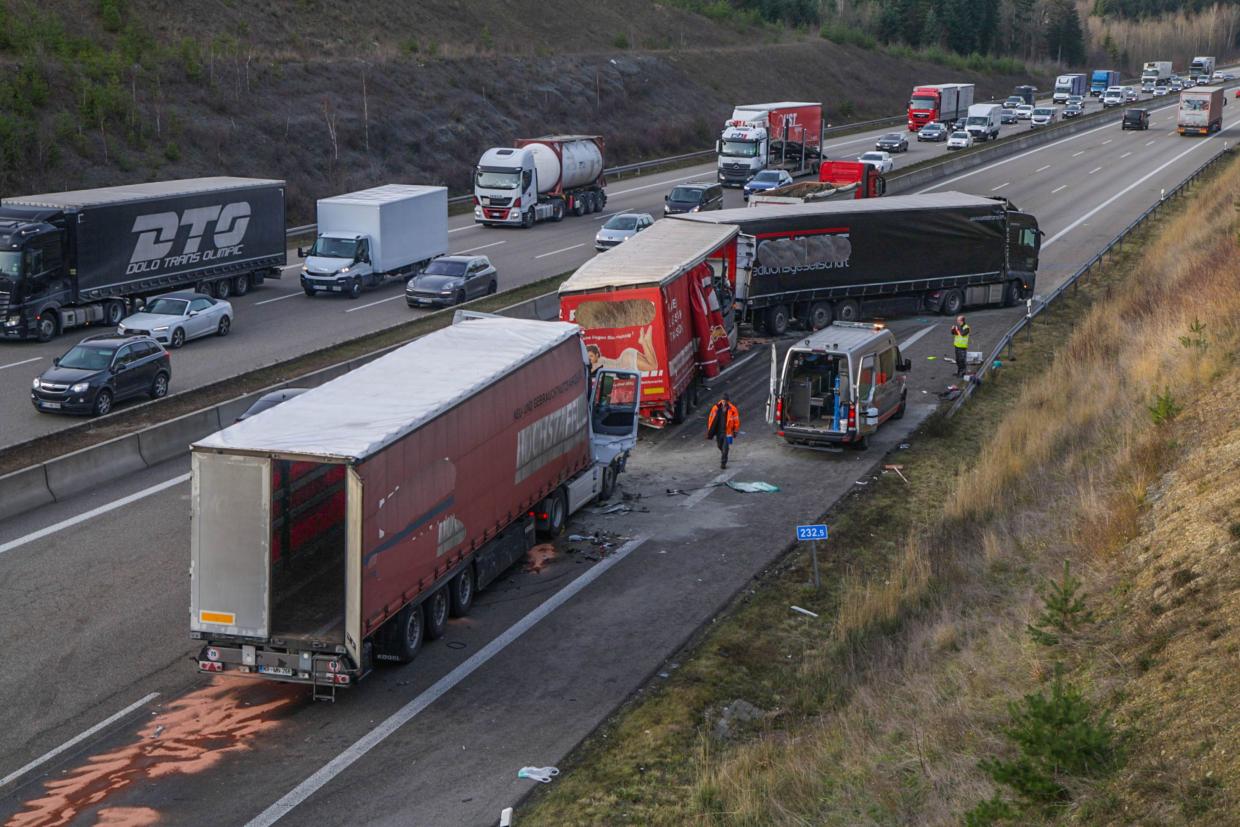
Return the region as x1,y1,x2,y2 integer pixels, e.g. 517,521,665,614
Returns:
720,140,760,157
966,116,988,125
0,251,21,278
909,96,937,109
475,168,521,189
1181,99,1208,111
308,237,359,259
58,344,116,371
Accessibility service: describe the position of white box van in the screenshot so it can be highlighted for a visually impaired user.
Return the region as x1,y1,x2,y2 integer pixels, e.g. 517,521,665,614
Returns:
964,103,1003,141
766,322,910,450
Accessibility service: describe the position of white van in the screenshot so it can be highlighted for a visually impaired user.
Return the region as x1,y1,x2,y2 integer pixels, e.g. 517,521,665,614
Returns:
766,322,910,451
964,103,1003,141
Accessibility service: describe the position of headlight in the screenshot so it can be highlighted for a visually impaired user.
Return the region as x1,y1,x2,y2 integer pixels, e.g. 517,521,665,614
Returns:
70,382,89,394
153,325,169,332
301,265,308,273
31,377,41,389
690,206,701,212
338,266,351,274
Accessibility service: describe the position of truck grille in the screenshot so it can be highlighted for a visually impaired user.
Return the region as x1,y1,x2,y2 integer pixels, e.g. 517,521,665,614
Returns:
0,290,8,312
480,196,512,207
723,162,750,172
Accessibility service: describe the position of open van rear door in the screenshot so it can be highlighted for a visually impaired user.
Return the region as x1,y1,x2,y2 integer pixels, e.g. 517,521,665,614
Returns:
765,343,779,426
590,369,641,465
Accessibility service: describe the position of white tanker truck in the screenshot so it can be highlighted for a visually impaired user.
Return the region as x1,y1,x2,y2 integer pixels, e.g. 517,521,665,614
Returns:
474,135,607,227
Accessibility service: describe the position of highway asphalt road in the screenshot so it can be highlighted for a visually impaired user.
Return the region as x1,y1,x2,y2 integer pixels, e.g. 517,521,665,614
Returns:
0,94,1236,824
0,89,1163,449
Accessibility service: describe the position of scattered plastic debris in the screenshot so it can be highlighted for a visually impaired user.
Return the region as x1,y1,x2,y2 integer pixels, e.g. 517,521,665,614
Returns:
926,355,937,360
790,605,819,618
524,544,556,573
883,464,909,484
726,481,780,493
898,442,911,449
517,766,560,783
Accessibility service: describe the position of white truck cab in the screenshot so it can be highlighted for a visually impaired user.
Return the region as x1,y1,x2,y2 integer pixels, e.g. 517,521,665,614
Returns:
474,137,607,227
717,122,770,185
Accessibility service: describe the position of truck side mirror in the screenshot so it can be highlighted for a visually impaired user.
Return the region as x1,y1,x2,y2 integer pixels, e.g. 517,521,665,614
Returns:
715,140,721,154
297,246,306,258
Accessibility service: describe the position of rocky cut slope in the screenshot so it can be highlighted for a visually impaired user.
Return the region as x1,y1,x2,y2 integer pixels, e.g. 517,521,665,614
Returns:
0,0,1044,218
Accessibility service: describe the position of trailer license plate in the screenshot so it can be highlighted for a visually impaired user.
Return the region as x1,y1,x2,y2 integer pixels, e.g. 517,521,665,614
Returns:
259,665,294,676
41,401,60,409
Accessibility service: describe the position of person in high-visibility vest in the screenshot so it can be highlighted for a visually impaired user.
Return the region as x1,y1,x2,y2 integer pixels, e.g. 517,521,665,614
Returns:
951,315,971,377
706,394,741,469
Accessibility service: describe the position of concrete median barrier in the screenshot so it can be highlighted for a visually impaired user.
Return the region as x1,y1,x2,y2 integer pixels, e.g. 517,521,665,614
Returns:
0,465,54,523
137,408,223,467
44,434,146,503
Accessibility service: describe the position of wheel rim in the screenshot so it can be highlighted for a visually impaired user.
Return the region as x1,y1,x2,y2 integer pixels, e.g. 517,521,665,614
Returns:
172,330,184,348
551,494,565,531
154,376,167,397
234,276,249,295
39,318,54,339
219,317,230,335
839,302,858,322
96,393,111,415
457,572,473,607
108,304,123,324
431,592,448,627
352,281,361,297
405,610,422,649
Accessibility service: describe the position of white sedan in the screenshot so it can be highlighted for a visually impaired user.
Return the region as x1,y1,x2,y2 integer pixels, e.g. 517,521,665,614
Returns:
856,151,894,174
118,291,233,349
946,131,974,150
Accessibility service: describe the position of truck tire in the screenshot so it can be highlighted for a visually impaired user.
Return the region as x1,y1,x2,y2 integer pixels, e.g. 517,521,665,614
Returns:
1002,280,1022,307
539,488,568,538
835,299,860,323
598,190,608,210
573,198,585,217
105,301,125,327
303,286,316,297
941,289,964,316
449,567,475,617
36,312,59,343
599,463,618,501
808,302,832,331
552,200,565,222
423,589,450,641
765,305,790,336
522,208,535,228
348,279,362,299
232,274,250,296
214,279,232,300
671,392,689,424
389,603,424,664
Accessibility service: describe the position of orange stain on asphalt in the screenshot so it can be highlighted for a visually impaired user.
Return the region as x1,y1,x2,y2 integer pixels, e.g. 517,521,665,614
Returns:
524,542,557,573
7,679,298,827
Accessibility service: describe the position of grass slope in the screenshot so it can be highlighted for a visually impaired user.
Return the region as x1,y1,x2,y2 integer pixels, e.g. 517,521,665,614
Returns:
519,151,1240,825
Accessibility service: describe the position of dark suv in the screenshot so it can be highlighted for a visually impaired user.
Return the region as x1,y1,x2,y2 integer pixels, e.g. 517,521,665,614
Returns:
1121,109,1150,130
32,335,171,416
664,182,724,215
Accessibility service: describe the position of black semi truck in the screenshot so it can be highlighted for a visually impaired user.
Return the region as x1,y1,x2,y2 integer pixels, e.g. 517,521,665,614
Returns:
673,192,1041,334
0,178,287,341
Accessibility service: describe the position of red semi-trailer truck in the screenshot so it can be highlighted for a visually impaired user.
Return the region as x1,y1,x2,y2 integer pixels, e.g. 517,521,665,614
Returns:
907,83,975,131
189,315,639,697
559,219,740,427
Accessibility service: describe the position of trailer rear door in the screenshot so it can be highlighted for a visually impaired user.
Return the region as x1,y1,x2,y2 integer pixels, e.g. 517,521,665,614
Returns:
190,452,271,638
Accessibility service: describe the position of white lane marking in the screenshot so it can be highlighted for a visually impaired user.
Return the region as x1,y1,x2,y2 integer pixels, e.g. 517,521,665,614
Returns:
1168,130,1177,136
534,243,584,260
0,692,160,789
448,225,476,234
280,263,302,271
344,294,405,313
0,357,41,371
1102,138,1113,145
1072,150,1085,157
0,473,190,557
682,469,740,509
917,120,1116,193
1043,118,1238,251
1035,164,1051,172
1052,184,1068,194
255,292,303,306
1088,166,1103,175
247,533,651,826
1145,139,1156,146
608,174,706,197
1120,151,1132,159
899,324,937,350
990,182,1010,191
595,211,619,222
452,241,506,255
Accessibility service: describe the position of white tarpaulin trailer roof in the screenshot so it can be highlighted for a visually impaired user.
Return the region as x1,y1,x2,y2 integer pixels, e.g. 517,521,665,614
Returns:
559,219,737,293
4,177,284,209
194,317,581,461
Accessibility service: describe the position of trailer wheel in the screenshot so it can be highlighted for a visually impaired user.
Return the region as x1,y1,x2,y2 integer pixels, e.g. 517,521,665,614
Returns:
765,305,789,336
598,190,607,210
389,603,424,664
835,299,861,322
573,198,585,217
539,488,568,538
599,463,618,501
423,589,449,641
214,279,232,300
808,302,832,331
104,301,125,327
449,567,475,617
671,392,689,424
36,312,59,343
941,289,964,316
232,274,250,296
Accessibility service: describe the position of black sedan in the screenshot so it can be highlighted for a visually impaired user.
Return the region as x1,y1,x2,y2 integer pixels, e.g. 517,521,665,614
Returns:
875,132,909,153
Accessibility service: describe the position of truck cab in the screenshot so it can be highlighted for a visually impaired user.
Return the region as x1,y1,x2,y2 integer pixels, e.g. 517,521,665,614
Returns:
475,147,540,226
300,232,374,297
717,122,768,186
767,322,910,451
0,208,72,341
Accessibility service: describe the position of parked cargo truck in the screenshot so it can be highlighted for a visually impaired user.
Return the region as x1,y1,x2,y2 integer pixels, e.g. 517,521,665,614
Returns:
474,135,607,227
747,161,885,207
1052,74,1087,103
672,193,1041,335
1189,56,1216,83
907,83,974,131
1142,61,1173,91
300,185,448,298
1178,86,1226,135
0,178,286,341
1089,69,1121,97
559,219,740,427
190,315,640,695
716,102,825,187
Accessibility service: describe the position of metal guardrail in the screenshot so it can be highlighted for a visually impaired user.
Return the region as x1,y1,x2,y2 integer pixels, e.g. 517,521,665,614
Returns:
945,142,1234,418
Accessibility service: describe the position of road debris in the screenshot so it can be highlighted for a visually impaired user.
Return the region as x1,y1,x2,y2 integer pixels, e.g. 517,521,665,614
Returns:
726,481,780,493
524,544,556,573
790,605,819,618
883,464,909,484
517,766,560,783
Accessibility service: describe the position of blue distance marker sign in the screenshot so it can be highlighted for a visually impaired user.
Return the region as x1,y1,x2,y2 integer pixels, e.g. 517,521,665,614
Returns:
796,524,828,541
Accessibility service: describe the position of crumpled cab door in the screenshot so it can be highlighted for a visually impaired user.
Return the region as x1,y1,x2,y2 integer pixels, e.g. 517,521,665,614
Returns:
590,369,641,466
765,343,779,426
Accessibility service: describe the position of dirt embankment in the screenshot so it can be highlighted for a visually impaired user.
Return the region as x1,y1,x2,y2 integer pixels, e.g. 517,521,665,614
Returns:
9,1,1045,220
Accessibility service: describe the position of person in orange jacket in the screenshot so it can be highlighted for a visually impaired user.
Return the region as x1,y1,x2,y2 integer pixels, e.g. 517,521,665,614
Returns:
706,394,741,469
